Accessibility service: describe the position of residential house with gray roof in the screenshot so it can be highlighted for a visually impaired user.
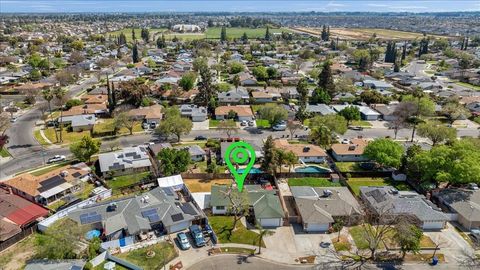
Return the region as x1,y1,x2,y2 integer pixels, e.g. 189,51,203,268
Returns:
306,104,336,116
360,186,448,230
210,185,284,228
179,104,207,122
98,146,152,177
432,188,480,230
290,186,362,232
68,186,204,240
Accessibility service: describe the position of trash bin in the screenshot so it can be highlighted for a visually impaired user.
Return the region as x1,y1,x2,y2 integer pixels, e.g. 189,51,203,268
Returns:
431,256,439,265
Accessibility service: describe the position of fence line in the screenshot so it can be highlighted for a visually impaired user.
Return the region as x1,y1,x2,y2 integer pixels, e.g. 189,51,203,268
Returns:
0,225,37,252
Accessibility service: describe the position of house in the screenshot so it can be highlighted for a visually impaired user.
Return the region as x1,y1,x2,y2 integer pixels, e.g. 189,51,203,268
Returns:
2,163,91,205
220,140,263,164
236,72,257,86
290,186,362,232
331,139,369,162
0,188,49,241
372,104,398,121
273,139,328,164
176,145,206,162
251,91,282,103
68,186,204,239
363,79,394,91
360,186,448,230
58,114,96,132
331,105,381,120
25,260,86,270
98,146,152,177
305,104,336,116
81,94,108,105
128,104,163,124
63,104,108,117
179,104,207,122
217,89,250,104
210,185,284,227
215,105,254,121
148,143,172,157
432,188,480,230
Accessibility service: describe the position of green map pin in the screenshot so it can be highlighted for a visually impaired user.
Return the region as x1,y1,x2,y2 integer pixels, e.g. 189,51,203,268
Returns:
225,141,256,192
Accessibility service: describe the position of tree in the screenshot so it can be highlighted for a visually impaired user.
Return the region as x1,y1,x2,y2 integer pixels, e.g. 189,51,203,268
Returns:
311,88,331,104
284,151,297,173
232,74,240,90
257,104,288,126
274,148,288,173
402,93,435,142
55,69,76,86
256,225,274,254
287,120,302,139
156,34,166,48
222,186,250,240
196,64,217,112
131,28,136,41
261,136,276,175
228,62,244,74
65,99,83,110
114,112,138,135
296,78,309,121
264,26,271,41
441,101,471,124
318,61,335,96
321,25,329,41
157,148,191,176
178,72,196,91
364,138,404,168
241,32,248,43
218,120,238,138
309,114,348,135
118,79,150,107
41,88,54,113
132,43,139,63
70,40,85,51
309,125,333,148
338,106,360,126
394,220,423,259
156,107,193,142
53,87,67,143
69,135,101,162
69,51,85,64
252,66,268,81
220,26,227,42
360,90,388,105
35,221,80,259
417,121,457,146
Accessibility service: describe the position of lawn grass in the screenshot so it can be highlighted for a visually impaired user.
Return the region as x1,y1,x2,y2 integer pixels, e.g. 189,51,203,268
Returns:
106,28,168,42
94,261,129,270
332,235,352,252
0,147,11,158
255,119,270,128
43,128,90,144
209,216,264,247
205,27,291,39
349,225,385,250
220,247,256,255
404,253,445,263
108,171,151,193
288,178,341,187
34,130,50,145
30,161,72,176
184,179,232,192
209,119,235,128
335,162,369,172
48,200,66,211
115,242,177,270
351,120,372,127
93,119,143,135
456,82,480,91
346,177,411,195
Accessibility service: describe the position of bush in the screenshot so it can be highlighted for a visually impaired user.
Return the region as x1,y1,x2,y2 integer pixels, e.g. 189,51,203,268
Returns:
65,99,84,110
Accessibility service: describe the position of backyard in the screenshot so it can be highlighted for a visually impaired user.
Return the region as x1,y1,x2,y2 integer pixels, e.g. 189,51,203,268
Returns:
115,242,178,270
335,162,369,172
209,216,264,247
346,177,411,195
288,178,341,187
184,178,232,192
108,172,151,194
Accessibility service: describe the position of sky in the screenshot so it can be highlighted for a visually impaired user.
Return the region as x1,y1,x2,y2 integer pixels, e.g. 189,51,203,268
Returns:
1,0,480,13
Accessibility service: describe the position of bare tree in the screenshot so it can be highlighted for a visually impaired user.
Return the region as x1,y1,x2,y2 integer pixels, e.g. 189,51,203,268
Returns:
391,101,417,139
218,120,238,139
221,186,250,240
287,120,302,139
114,112,138,135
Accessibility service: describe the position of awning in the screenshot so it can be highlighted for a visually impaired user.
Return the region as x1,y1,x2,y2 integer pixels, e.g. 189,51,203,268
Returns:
39,182,73,199
157,175,184,190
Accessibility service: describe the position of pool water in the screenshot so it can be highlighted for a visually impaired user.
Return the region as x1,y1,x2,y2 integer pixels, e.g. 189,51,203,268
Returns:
238,167,264,174
294,166,330,173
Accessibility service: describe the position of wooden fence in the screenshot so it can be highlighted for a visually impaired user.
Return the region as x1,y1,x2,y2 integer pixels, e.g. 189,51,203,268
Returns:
0,224,37,252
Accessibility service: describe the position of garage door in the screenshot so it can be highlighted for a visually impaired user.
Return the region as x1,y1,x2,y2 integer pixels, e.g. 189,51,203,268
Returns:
260,218,281,227
168,221,190,233
305,223,329,232
423,221,445,230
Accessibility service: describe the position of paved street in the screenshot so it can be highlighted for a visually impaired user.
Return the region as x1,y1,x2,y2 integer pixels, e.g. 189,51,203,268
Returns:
187,254,313,270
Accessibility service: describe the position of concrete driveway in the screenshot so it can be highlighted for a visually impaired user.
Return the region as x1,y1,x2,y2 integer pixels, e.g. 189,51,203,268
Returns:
192,120,210,131
263,226,298,255
290,224,334,257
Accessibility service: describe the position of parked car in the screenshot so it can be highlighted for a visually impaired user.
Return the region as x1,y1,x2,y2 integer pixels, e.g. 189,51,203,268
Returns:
248,120,255,127
189,225,206,247
349,126,363,131
272,124,287,131
341,139,350,144
194,135,207,140
240,120,248,126
47,155,66,164
176,232,191,250
149,122,157,129
204,224,213,235
10,117,17,123
142,122,149,129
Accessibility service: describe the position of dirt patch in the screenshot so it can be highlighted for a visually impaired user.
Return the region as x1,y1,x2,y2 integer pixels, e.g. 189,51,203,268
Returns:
0,234,37,270
296,255,316,264
184,178,232,192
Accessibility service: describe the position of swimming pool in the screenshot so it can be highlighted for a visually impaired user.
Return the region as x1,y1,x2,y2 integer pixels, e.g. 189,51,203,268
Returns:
294,166,331,173
238,167,264,174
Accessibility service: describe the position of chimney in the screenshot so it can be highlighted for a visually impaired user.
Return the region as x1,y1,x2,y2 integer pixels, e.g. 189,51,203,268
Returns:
348,145,356,151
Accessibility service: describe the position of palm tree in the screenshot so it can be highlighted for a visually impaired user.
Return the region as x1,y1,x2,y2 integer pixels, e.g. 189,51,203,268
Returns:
41,88,54,113
53,87,67,143
256,225,274,254
284,151,298,173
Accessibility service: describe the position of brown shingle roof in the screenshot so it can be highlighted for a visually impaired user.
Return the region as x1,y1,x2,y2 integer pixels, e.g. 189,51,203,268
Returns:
215,105,253,117
273,139,327,158
331,139,368,156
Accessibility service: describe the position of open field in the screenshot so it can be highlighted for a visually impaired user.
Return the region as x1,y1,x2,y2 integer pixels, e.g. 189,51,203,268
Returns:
205,27,291,39
293,27,449,40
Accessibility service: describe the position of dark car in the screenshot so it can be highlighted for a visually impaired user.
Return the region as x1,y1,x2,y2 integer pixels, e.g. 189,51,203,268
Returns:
204,224,213,235
189,225,206,247
194,135,207,140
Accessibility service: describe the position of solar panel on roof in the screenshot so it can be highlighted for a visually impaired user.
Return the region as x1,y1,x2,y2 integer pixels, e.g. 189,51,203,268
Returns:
171,213,184,222
38,176,66,192
180,203,197,215
163,187,174,196
79,211,102,224
148,214,161,223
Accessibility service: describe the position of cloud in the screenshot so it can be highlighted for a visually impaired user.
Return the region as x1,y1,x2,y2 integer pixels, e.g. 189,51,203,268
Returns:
367,3,388,8
389,6,428,10
326,1,347,8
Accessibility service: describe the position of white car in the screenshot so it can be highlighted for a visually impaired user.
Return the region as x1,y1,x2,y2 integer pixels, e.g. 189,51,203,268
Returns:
341,139,350,144
272,124,287,131
47,155,66,164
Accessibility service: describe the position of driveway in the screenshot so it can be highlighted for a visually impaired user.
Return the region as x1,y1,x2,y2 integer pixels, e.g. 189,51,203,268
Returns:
290,224,334,259
263,226,298,255
192,120,210,131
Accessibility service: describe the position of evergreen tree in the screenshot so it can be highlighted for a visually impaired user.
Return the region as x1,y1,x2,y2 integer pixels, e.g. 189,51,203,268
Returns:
132,43,139,63
106,75,114,114
131,28,136,41
265,26,271,41
394,61,400,72
327,26,330,41
464,37,469,50
296,78,309,121
401,41,407,62
318,61,335,96
196,64,217,112
321,25,329,41
241,32,248,43
156,34,166,48
220,26,227,42
261,136,276,175
141,28,150,42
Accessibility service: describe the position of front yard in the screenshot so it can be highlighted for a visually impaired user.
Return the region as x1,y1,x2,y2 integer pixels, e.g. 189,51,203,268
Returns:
209,216,265,247
346,177,411,195
351,120,372,127
209,119,235,128
43,128,90,144
115,242,178,270
255,119,270,128
288,178,341,187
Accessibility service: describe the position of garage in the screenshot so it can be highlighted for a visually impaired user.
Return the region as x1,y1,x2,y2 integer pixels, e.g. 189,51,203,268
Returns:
167,220,190,234
259,218,282,228
422,221,445,230
304,223,329,232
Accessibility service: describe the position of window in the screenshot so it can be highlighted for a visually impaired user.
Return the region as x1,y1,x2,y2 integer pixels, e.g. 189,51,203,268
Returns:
216,206,225,210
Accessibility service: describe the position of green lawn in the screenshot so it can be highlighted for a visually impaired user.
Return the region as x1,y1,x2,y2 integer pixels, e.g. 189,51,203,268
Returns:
209,216,265,247
335,162,369,172
288,178,341,187
209,119,235,128
94,261,129,270
34,130,50,145
220,247,255,255
93,119,143,135
349,225,385,250
43,128,90,144
455,82,480,91
205,27,291,39
106,28,167,42
346,177,411,195
255,119,270,128
30,161,72,176
351,120,372,127
108,172,151,193
115,242,177,270
0,147,11,158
